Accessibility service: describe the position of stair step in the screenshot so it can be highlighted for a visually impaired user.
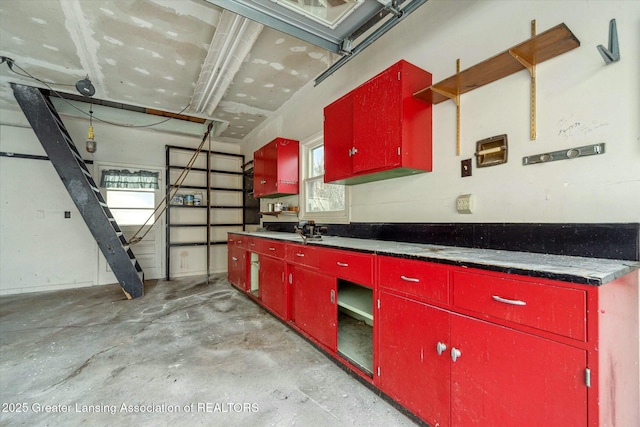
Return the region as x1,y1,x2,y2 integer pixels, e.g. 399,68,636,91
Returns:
80,168,93,179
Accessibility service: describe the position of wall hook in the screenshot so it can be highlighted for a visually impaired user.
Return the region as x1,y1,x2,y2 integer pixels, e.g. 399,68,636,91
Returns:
597,19,620,64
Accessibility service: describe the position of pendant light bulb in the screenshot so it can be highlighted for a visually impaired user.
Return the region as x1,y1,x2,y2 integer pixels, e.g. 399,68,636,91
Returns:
86,108,97,153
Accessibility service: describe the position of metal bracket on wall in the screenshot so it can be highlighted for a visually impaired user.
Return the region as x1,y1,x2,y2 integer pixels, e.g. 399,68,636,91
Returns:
509,20,537,140
430,59,462,155
522,143,605,165
597,19,620,64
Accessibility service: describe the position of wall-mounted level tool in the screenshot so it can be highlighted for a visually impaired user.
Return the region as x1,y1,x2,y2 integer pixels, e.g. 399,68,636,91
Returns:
522,143,605,165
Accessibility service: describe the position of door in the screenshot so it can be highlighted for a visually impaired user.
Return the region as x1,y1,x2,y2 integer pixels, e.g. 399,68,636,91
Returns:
259,255,286,319
450,314,588,426
377,291,450,426
97,164,164,283
352,65,402,173
291,266,337,351
323,92,354,183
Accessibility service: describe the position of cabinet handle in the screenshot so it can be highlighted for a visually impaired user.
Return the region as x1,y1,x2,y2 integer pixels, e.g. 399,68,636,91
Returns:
451,347,462,362
232,257,238,261
330,289,335,304
436,342,447,356
296,253,305,257
237,240,242,244
400,275,420,283
492,295,527,306
250,243,256,247
260,180,266,184
336,262,349,267
289,273,292,284
269,247,276,251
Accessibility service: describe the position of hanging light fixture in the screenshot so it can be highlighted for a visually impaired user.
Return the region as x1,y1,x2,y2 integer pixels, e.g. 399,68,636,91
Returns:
86,105,97,153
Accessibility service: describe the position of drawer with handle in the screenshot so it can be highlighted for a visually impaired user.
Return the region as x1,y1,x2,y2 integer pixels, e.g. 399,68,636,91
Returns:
228,234,247,249
319,248,374,286
453,271,586,340
378,256,450,303
254,238,286,258
286,243,320,268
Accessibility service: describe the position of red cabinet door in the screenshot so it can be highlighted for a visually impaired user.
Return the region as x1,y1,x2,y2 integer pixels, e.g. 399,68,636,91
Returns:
352,64,402,174
275,138,299,195
227,244,245,291
262,139,278,195
450,314,588,426
253,138,299,197
291,265,337,352
324,92,354,183
259,255,286,319
253,146,266,198
378,291,451,426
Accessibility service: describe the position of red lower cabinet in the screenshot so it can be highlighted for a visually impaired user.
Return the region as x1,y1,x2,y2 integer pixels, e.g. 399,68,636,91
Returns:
290,265,337,352
259,255,286,319
377,291,450,426
450,315,587,426
227,244,246,291
227,237,638,427
378,290,587,427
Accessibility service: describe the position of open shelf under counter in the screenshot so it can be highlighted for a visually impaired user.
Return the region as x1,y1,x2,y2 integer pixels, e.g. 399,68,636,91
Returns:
337,282,373,325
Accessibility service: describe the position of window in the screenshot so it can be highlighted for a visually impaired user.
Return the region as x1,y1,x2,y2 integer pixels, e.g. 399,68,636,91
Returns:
106,188,155,225
301,133,349,223
99,168,159,226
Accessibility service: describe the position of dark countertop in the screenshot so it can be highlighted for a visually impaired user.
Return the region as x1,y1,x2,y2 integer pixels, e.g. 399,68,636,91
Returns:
231,231,640,286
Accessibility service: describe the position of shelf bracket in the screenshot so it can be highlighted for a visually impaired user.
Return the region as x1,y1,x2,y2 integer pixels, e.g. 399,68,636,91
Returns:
509,20,537,140
431,58,462,155
429,86,459,104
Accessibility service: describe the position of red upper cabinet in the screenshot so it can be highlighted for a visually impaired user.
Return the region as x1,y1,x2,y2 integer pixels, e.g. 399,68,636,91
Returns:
253,137,299,198
324,60,432,185
324,92,354,184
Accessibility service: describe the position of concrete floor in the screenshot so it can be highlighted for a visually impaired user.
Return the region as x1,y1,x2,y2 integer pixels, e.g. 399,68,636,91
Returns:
0,274,416,426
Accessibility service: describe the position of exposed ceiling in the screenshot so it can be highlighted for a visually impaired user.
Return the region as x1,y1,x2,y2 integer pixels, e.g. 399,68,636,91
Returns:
0,0,424,143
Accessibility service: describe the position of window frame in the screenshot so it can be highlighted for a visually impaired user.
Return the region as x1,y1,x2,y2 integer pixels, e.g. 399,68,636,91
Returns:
95,163,163,227
105,187,156,226
299,132,350,224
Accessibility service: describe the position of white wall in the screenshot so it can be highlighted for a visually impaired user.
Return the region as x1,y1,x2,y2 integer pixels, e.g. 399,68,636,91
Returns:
0,110,241,295
245,0,640,224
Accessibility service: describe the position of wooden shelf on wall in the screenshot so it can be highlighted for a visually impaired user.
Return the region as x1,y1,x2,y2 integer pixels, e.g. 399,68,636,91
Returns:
414,23,580,104
260,210,299,218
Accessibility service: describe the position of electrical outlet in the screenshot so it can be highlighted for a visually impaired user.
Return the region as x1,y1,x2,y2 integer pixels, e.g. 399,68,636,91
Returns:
456,194,473,214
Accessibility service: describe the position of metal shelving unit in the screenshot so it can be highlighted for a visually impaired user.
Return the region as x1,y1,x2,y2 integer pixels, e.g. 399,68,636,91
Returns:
165,145,245,279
